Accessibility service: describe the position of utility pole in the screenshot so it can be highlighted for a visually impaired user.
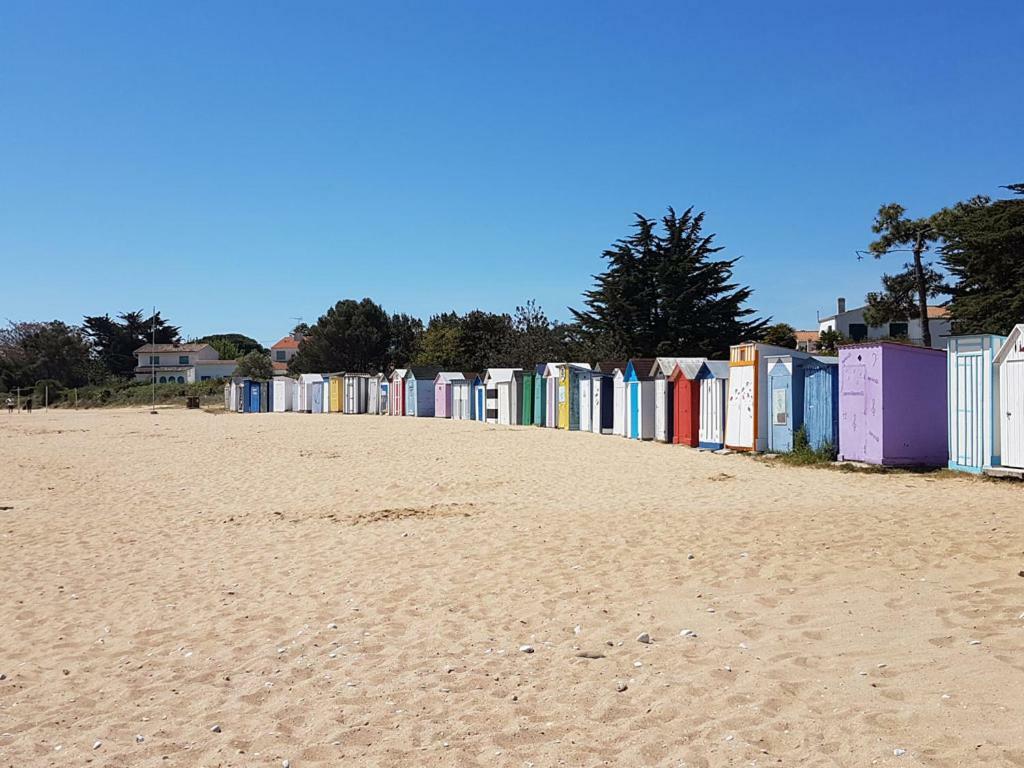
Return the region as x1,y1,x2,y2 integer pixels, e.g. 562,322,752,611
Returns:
151,307,158,414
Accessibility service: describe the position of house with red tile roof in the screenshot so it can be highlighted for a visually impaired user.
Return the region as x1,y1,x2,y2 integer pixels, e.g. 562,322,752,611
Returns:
271,333,302,373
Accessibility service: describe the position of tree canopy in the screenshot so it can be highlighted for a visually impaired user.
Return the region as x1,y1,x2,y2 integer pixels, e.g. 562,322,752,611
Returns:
197,333,265,360
82,310,180,379
1,321,94,391
571,208,766,358
289,298,393,373
234,349,274,380
939,184,1024,335
760,323,798,349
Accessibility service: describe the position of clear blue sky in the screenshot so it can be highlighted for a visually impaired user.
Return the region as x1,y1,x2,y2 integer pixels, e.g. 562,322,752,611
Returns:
2,1,1021,348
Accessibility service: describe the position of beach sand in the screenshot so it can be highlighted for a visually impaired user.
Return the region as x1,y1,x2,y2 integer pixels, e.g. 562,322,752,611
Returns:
1,407,1022,767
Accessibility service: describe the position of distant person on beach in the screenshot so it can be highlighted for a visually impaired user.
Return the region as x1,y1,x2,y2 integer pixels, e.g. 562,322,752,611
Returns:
25,398,32,413
5,397,13,414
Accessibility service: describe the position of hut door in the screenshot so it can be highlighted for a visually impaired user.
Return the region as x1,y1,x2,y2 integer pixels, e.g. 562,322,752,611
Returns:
770,376,792,452
1003,360,1024,468
953,352,984,469
725,365,754,448
311,382,322,413
629,382,640,438
248,383,261,413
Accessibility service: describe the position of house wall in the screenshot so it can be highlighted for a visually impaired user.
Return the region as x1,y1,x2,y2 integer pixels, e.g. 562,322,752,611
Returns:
819,307,951,349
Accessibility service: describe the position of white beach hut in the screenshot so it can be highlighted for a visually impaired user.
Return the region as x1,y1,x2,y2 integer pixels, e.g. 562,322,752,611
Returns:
367,373,387,415
578,369,593,432
271,377,296,412
484,368,521,424
297,373,325,413
947,334,1005,473
612,367,627,436
993,325,1024,476
343,373,369,414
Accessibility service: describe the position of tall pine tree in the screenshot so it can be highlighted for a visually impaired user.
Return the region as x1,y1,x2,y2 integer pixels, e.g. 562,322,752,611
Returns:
571,208,765,358
939,184,1024,335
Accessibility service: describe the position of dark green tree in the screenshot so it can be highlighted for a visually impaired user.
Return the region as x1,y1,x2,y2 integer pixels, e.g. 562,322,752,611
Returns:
816,329,846,356
0,321,94,390
938,184,1024,335
458,310,515,370
863,265,948,330
867,204,943,347
387,313,423,369
413,312,463,368
289,298,392,373
571,207,766,358
196,333,265,359
760,323,798,349
234,349,274,380
82,310,180,378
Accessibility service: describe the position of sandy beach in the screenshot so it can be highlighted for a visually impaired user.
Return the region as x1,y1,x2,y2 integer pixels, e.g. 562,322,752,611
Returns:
1,407,1022,767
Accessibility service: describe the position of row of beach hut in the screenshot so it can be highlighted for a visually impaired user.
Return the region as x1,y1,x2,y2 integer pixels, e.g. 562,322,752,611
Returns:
226,324,1024,477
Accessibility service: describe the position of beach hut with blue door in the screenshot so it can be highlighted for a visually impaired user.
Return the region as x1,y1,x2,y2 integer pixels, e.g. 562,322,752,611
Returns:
405,366,441,417
473,375,487,421
624,358,657,440
532,364,547,426
244,380,258,412
765,354,808,453
947,334,1006,473
802,356,840,453
695,361,730,449
320,375,332,413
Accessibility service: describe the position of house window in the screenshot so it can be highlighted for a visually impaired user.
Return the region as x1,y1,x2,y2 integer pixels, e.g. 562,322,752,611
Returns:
149,355,159,365
201,376,210,381
159,376,167,383
177,376,185,384
889,322,909,338
276,350,286,361
179,355,189,365
849,323,868,342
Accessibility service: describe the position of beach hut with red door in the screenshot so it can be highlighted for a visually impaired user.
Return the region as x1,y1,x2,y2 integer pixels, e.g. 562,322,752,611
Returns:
389,368,407,415
669,358,708,446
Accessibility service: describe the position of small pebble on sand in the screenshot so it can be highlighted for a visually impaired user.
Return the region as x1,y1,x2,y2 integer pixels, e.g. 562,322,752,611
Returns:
519,645,534,654
636,632,652,644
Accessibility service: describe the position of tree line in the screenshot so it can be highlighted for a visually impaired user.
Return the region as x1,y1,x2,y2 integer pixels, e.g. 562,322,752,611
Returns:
4,189,1022,395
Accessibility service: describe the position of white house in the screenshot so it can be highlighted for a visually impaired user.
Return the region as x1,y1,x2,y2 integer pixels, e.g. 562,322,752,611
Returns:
817,297,951,349
134,343,237,383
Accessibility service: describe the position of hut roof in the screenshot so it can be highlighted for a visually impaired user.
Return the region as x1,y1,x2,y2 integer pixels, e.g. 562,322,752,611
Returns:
625,358,657,380
434,371,465,384
460,371,481,382
594,360,628,375
484,368,521,384
407,366,442,379
699,361,731,379
995,325,1024,364
667,358,707,380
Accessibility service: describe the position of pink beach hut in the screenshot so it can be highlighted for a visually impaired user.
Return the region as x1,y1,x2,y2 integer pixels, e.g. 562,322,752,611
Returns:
433,372,464,418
